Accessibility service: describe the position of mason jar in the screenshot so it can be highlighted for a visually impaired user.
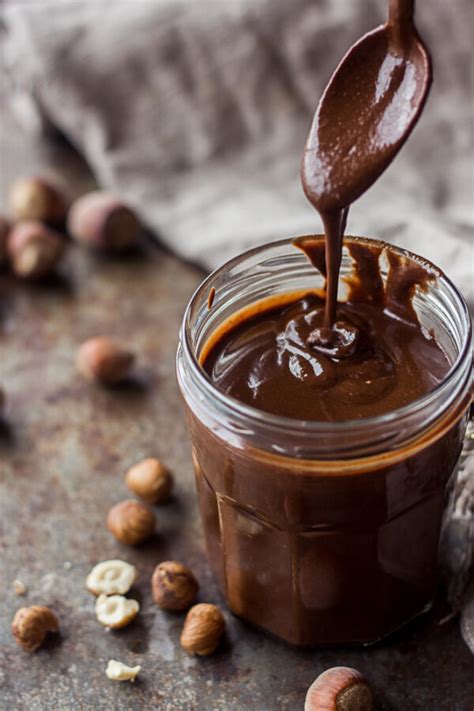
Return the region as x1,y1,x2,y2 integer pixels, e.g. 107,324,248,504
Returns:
176,236,472,646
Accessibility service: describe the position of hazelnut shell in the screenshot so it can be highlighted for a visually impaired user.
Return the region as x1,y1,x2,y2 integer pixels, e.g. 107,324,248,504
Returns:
67,191,142,251
304,667,373,711
9,177,67,225
12,605,59,652
107,499,155,545
7,221,65,279
76,337,134,385
152,561,199,611
126,458,173,504
180,603,225,656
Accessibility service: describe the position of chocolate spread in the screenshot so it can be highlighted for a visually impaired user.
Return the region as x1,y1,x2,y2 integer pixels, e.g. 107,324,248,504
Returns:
201,241,450,421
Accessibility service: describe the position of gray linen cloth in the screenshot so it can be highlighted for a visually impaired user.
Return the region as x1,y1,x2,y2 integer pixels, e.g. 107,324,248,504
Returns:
2,0,473,651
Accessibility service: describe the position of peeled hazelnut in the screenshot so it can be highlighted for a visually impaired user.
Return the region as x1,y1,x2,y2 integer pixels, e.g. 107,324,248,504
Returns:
86,559,137,596
95,594,139,629
68,191,142,251
126,458,173,504
9,177,67,225
107,499,155,545
180,603,225,656
106,659,141,681
152,561,199,611
0,215,10,264
7,221,65,279
304,667,373,711
12,605,59,652
76,336,134,385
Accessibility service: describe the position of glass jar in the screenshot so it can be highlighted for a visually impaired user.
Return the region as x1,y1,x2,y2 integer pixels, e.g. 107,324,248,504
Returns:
176,236,472,646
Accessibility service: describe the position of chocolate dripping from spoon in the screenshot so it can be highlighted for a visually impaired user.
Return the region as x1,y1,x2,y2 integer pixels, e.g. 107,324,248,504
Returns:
299,0,431,354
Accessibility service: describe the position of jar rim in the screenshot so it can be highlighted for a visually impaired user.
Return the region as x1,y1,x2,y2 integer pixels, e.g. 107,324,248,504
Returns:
179,235,472,438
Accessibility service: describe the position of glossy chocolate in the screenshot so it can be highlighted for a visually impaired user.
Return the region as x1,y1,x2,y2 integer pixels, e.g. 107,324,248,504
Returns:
201,240,450,421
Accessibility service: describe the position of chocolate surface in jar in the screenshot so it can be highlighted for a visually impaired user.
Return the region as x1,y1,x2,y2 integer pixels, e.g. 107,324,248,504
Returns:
201,240,450,422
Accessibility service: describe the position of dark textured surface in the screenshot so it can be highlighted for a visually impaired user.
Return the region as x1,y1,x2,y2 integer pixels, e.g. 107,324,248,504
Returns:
0,110,472,711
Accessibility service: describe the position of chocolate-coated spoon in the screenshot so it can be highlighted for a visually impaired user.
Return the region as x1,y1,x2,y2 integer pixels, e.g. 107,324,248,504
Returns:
300,0,432,331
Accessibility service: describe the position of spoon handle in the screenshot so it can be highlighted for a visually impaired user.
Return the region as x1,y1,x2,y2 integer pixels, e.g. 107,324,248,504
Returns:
388,0,414,25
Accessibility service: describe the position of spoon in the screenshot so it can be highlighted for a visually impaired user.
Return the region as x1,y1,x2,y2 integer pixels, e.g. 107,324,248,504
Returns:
301,0,433,213
300,0,432,330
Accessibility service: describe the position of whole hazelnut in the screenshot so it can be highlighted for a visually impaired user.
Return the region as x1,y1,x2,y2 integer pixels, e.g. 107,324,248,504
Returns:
76,337,134,385
107,499,155,545
67,191,142,251
7,221,65,279
9,177,67,225
152,561,199,611
180,603,225,656
12,605,59,652
0,215,10,265
304,667,373,711
126,458,173,504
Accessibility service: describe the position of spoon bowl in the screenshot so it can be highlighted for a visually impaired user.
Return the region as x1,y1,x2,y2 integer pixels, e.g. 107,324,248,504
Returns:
301,0,432,213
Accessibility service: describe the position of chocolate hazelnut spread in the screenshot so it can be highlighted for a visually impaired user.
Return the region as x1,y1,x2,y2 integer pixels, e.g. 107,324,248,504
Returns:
201,240,450,421
179,0,472,647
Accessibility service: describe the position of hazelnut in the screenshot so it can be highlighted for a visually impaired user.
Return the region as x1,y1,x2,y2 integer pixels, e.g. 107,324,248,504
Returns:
67,191,142,251
76,337,134,385
152,561,199,611
0,215,10,264
9,177,67,225
86,559,137,596
126,458,173,504
95,594,139,628
106,659,141,681
107,499,155,545
304,667,373,711
7,221,65,279
180,603,225,656
11,605,59,652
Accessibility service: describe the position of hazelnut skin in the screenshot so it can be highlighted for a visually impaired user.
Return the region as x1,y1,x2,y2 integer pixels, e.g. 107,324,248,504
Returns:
0,215,10,265
107,499,155,545
76,337,134,385
12,605,59,652
304,667,373,711
67,191,142,251
152,561,199,611
126,458,173,504
9,177,67,225
7,221,65,279
180,603,225,656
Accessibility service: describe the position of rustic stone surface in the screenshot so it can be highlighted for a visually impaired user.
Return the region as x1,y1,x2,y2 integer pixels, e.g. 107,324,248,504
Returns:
0,108,472,711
